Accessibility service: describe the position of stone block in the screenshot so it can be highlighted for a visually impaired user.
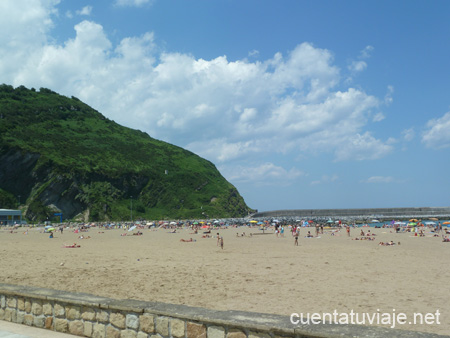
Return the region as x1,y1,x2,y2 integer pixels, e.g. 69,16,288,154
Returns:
33,315,45,328
186,322,206,338
140,314,155,333
43,302,53,315
54,318,69,333
0,309,5,320
66,305,81,320
137,332,149,338
106,325,121,338
4,308,13,321
69,320,84,336
248,333,270,338
54,303,65,317
6,297,17,308
156,316,169,337
127,314,140,330
82,306,96,321
45,316,53,330
92,323,106,338
110,312,126,329
24,314,34,326
207,326,225,338
17,298,25,311
227,329,246,338
15,310,25,324
84,321,93,337
171,318,185,338
1,295,5,308
96,310,109,322
25,300,32,313
121,329,138,338
31,301,43,315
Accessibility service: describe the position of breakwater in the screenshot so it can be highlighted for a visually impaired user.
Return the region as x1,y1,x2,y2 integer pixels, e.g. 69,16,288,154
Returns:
252,207,450,220
0,283,445,338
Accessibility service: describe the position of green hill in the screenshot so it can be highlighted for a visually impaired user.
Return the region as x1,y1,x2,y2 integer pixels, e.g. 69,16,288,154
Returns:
0,84,252,222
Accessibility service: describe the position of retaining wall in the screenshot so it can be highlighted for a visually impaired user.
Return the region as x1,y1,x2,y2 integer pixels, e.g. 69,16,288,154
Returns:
0,283,444,338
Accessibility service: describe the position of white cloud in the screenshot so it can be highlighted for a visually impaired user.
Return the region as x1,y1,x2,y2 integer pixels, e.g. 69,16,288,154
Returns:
384,85,394,105
360,45,374,59
310,174,338,185
422,111,450,149
221,163,305,186
0,1,395,180
114,0,154,7
76,6,92,16
248,50,259,57
348,60,367,73
373,112,385,122
334,132,393,161
402,128,415,142
361,176,395,183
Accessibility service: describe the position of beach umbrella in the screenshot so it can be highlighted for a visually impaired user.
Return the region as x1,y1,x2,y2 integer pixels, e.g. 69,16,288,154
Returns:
424,221,436,225
371,219,380,223
128,225,136,231
409,219,419,222
408,222,417,227
429,217,439,221
443,221,450,225
249,220,258,223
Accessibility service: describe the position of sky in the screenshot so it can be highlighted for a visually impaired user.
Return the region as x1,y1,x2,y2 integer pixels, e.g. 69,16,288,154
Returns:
1,0,450,212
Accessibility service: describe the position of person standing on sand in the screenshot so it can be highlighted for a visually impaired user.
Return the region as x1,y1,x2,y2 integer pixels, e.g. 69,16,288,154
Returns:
346,226,350,237
294,234,299,246
220,236,224,250
216,233,220,246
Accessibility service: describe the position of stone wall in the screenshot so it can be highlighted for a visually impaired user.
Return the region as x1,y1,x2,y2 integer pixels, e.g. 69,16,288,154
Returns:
252,207,450,219
0,283,444,338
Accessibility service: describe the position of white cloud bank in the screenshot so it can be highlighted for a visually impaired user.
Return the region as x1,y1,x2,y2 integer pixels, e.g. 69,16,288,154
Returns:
0,0,395,185
422,111,450,149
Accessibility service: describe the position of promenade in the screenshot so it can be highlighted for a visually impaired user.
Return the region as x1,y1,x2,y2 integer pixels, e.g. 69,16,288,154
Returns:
0,321,74,337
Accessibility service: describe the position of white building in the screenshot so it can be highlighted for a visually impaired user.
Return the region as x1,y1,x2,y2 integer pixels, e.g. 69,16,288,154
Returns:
0,209,22,226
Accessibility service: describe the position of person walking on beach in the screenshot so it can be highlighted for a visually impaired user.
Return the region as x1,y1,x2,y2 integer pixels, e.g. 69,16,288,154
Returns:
216,233,220,246
220,236,224,250
294,234,299,246
346,226,351,237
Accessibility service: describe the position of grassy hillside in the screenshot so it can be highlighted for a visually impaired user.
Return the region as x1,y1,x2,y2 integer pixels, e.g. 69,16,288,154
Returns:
0,84,252,221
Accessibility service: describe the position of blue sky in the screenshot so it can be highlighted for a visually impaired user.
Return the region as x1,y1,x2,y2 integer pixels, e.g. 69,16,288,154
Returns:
1,0,450,212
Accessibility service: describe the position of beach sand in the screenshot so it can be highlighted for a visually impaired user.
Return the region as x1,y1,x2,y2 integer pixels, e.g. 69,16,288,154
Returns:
0,226,448,335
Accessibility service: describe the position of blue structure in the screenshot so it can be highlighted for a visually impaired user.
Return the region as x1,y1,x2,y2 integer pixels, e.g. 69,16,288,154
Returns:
54,213,63,223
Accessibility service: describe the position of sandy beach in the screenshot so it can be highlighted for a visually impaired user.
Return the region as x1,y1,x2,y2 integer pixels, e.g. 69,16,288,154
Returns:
0,225,448,335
